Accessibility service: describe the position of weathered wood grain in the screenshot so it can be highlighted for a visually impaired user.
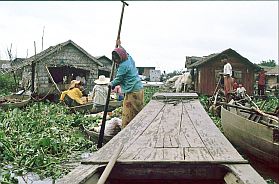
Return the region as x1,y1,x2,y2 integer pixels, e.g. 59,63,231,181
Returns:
58,93,265,184
158,102,182,148
56,165,101,184
119,111,164,159
86,100,165,161
225,164,266,184
184,147,213,161
180,103,204,147
163,148,184,160
153,92,198,99
184,100,243,161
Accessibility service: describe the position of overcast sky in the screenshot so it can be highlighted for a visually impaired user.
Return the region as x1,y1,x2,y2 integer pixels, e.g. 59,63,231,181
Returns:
0,1,278,72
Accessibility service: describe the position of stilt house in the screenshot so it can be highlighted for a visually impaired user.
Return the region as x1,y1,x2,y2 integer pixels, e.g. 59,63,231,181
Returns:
185,48,260,95
17,40,105,96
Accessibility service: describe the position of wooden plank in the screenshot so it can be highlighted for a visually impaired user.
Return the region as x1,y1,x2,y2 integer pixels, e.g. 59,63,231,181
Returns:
86,100,165,162
56,165,101,184
163,148,184,160
183,100,244,161
155,102,183,148
184,148,213,161
163,134,173,148
141,148,165,160
180,103,205,148
155,124,164,148
225,164,266,184
160,102,182,148
119,111,164,159
120,148,165,161
145,148,164,160
169,134,179,148
153,92,198,100
131,147,155,160
224,172,245,184
128,148,164,161
177,133,190,147
84,160,249,165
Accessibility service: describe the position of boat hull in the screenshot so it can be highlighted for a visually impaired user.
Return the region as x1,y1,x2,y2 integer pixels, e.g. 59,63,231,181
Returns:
60,161,260,184
0,94,31,109
221,106,279,168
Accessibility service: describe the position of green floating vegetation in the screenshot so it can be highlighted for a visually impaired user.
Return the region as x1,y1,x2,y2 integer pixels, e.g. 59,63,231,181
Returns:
0,101,99,183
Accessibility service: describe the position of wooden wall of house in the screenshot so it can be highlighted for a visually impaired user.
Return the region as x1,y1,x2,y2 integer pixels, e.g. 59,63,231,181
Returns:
195,56,255,95
22,44,99,95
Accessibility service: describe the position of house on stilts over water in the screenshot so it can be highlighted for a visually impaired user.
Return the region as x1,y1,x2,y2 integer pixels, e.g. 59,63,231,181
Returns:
7,40,113,100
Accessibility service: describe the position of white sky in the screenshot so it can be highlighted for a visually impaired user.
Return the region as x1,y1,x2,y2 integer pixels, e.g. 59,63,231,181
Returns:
0,1,278,72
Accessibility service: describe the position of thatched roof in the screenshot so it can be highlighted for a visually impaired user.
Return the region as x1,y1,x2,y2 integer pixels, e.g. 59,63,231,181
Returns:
21,40,103,67
95,55,112,64
186,48,260,70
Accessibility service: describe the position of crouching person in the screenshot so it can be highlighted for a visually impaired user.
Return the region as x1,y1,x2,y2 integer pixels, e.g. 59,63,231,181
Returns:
93,117,122,137
60,80,85,107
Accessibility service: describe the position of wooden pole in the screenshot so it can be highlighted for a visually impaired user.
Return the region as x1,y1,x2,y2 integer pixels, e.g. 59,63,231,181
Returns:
45,65,61,94
96,143,123,184
31,41,36,93
97,1,129,148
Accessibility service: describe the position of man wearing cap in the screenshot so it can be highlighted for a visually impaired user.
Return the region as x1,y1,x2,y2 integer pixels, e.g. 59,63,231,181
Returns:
109,39,144,128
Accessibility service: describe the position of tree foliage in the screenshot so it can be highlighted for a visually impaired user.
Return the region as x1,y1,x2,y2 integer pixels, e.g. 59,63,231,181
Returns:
259,60,276,67
0,73,17,95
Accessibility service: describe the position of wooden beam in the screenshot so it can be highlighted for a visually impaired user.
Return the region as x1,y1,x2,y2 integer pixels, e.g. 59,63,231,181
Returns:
45,65,61,94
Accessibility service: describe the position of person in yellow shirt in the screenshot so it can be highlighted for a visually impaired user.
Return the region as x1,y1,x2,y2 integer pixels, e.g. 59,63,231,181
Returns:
60,80,84,106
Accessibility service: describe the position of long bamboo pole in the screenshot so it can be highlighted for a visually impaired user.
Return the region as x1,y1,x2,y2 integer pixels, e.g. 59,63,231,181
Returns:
97,1,129,148
96,143,123,184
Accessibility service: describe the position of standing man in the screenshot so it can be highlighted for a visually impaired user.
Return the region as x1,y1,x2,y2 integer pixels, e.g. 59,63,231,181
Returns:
221,54,233,102
109,40,144,128
258,69,266,96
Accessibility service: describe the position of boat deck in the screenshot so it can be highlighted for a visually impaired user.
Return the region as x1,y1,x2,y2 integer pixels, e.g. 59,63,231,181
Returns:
57,93,266,184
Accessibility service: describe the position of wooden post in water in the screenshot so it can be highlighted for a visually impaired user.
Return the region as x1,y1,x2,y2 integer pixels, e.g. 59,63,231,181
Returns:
31,41,36,93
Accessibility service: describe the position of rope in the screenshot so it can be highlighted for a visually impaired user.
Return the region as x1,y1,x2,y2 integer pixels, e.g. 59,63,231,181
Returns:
31,83,56,101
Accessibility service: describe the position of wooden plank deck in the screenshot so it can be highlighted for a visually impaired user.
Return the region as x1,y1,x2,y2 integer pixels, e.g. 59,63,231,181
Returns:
57,93,266,184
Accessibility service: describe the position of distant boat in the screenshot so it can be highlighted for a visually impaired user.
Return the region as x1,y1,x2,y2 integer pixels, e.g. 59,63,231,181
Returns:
0,94,31,109
79,124,114,143
221,103,279,169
